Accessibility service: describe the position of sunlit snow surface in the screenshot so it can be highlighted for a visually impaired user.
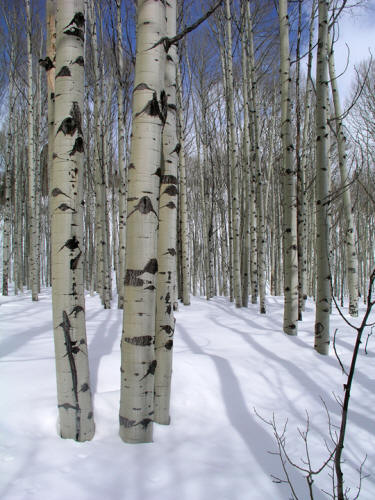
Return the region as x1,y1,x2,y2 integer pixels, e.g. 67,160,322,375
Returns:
1,290,374,500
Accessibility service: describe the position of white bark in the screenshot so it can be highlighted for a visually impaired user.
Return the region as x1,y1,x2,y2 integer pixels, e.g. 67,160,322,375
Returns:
314,0,331,355
154,0,178,425
116,0,127,309
51,0,95,440
279,0,298,334
2,46,15,296
26,0,39,301
328,34,358,317
247,0,266,314
119,0,166,444
225,0,242,307
176,63,190,306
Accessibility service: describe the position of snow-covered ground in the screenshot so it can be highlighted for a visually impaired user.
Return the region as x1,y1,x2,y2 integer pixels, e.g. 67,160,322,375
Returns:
1,289,374,500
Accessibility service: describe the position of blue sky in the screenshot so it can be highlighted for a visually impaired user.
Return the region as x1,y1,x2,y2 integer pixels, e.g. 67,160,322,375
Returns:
328,0,375,102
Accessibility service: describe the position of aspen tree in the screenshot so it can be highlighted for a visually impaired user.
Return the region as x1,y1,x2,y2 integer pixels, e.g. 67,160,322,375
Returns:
154,0,178,425
295,0,303,319
39,0,56,234
89,1,110,308
247,0,266,314
119,0,166,444
298,0,316,313
176,63,190,306
240,0,251,308
51,0,95,441
116,0,127,309
314,0,331,355
279,0,298,334
328,33,358,317
26,0,39,301
2,46,15,296
225,0,242,307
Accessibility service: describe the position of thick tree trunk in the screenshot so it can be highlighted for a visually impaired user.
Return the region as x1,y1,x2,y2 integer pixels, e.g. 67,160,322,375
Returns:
119,0,166,444
51,0,95,441
154,0,178,425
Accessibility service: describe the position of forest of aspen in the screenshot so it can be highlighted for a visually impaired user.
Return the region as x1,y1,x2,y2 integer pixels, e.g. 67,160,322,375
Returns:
1,0,375,499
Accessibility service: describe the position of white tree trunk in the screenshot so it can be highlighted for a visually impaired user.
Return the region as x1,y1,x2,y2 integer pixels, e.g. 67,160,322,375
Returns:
154,0,178,425
116,0,127,309
279,0,298,334
176,63,190,306
328,34,358,317
51,0,95,441
26,0,39,301
225,0,242,307
119,0,166,444
314,0,331,355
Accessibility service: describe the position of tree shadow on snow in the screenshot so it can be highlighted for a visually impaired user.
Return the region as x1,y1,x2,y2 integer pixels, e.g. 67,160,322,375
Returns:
88,311,122,395
177,323,327,500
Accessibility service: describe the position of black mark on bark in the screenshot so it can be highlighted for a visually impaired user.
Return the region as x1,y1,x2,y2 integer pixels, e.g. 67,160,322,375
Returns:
52,188,71,198
165,340,173,350
123,335,153,346
73,56,84,66
69,137,84,156
161,175,177,185
64,12,85,29
56,66,71,77
59,235,79,252
139,360,157,381
163,185,178,196
127,196,157,218
39,57,54,71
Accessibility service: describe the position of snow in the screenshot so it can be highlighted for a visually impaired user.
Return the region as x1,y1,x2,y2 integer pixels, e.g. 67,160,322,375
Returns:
1,290,374,500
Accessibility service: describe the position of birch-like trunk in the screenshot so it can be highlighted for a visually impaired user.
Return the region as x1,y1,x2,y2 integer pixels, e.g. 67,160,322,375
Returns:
279,0,298,334
298,0,316,313
26,0,39,301
43,0,56,274
116,0,127,309
328,34,358,317
240,0,250,308
314,0,331,355
154,0,177,425
225,0,242,307
119,0,166,444
176,63,190,306
247,0,266,314
2,47,15,296
51,1,95,440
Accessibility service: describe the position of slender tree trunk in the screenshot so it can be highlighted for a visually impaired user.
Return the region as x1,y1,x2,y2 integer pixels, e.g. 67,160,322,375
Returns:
51,0,95,441
116,0,127,309
279,0,298,334
2,47,15,296
176,63,190,306
119,0,166,444
26,0,39,301
225,0,242,307
328,34,358,317
240,0,250,308
247,0,266,314
314,0,331,355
